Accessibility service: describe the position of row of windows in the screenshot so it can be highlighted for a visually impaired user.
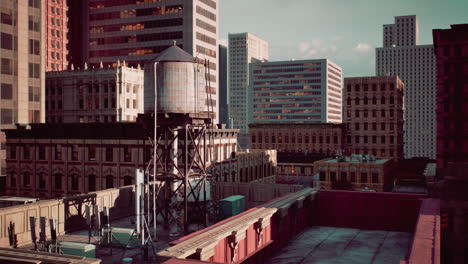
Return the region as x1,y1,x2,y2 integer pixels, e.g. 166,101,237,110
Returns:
90,18,183,34
10,172,130,192
90,31,182,46
252,134,340,144
196,5,216,22
319,171,380,184
347,109,398,118
347,135,396,144
8,145,150,163
346,96,397,105
346,122,396,131
89,44,180,57
346,83,395,92
89,5,183,21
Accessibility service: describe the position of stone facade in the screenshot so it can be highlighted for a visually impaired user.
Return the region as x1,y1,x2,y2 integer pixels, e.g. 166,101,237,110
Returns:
313,157,395,192
208,149,277,183
46,63,144,123
249,123,343,154
344,76,405,159
4,123,238,199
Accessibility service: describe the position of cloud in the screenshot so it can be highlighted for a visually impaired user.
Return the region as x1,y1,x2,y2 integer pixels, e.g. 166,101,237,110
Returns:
219,38,228,47
295,37,343,59
298,42,310,53
353,43,373,54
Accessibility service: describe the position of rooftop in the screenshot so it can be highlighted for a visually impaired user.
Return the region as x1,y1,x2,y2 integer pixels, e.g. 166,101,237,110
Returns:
268,226,412,264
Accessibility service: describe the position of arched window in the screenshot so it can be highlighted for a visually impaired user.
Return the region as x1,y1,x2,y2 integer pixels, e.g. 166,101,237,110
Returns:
390,96,395,104
372,97,377,104
105,175,113,189
355,97,360,105
124,176,132,186
363,97,368,104
71,174,79,190
381,96,386,104
355,84,360,92
23,172,30,187
347,97,351,105
54,173,62,189
38,172,46,189
88,175,96,192
10,172,16,187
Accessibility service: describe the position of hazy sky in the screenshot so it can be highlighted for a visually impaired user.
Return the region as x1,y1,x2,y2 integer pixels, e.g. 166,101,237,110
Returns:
219,0,468,77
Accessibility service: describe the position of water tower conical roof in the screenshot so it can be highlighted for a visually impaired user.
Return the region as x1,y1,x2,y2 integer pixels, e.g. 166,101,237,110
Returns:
148,41,197,63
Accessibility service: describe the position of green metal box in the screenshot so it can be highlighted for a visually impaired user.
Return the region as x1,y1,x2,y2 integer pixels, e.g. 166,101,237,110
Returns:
102,227,138,247
219,195,246,219
53,242,96,258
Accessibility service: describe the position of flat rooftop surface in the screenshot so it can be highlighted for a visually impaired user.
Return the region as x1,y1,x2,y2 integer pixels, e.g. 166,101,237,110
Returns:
268,226,412,264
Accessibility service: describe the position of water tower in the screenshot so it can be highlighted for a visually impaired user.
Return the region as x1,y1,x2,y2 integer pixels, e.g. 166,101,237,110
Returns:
142,42,214,235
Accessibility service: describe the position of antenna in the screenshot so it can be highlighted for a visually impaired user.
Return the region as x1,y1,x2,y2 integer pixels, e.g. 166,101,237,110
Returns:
39,217,46,243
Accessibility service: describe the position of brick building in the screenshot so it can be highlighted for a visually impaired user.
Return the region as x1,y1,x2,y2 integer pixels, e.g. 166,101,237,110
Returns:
433,24,468,172
46,0,68,71
313,156,395,192
344,76,405,159
249,123,343,154
46,63,144,123
4,123,239,199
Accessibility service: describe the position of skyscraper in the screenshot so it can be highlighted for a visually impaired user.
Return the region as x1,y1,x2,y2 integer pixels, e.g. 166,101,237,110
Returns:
248,59,342,124
228,32,269,147
69,0,219,121
1,0,46,129
219,44,228,125
376,15,436,159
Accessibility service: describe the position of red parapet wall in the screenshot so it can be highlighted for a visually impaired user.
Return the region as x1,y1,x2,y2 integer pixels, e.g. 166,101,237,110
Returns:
405,198,440,264
314,190,426,232
157,188,316,264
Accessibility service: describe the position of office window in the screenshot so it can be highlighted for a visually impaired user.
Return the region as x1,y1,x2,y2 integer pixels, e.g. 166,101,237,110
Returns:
28,63,40,78
29,39,40,55
28,86,40,102
1,83,13,99
1,58,13,75
1,33,13,50
28,0,41,8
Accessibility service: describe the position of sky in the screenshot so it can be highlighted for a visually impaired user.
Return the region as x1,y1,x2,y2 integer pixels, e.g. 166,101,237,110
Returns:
219,0,468,77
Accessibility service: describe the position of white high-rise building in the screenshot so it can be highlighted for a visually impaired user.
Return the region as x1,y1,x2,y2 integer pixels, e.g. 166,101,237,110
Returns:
376,15,436,159
248,59,342,125
228,33,269,147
